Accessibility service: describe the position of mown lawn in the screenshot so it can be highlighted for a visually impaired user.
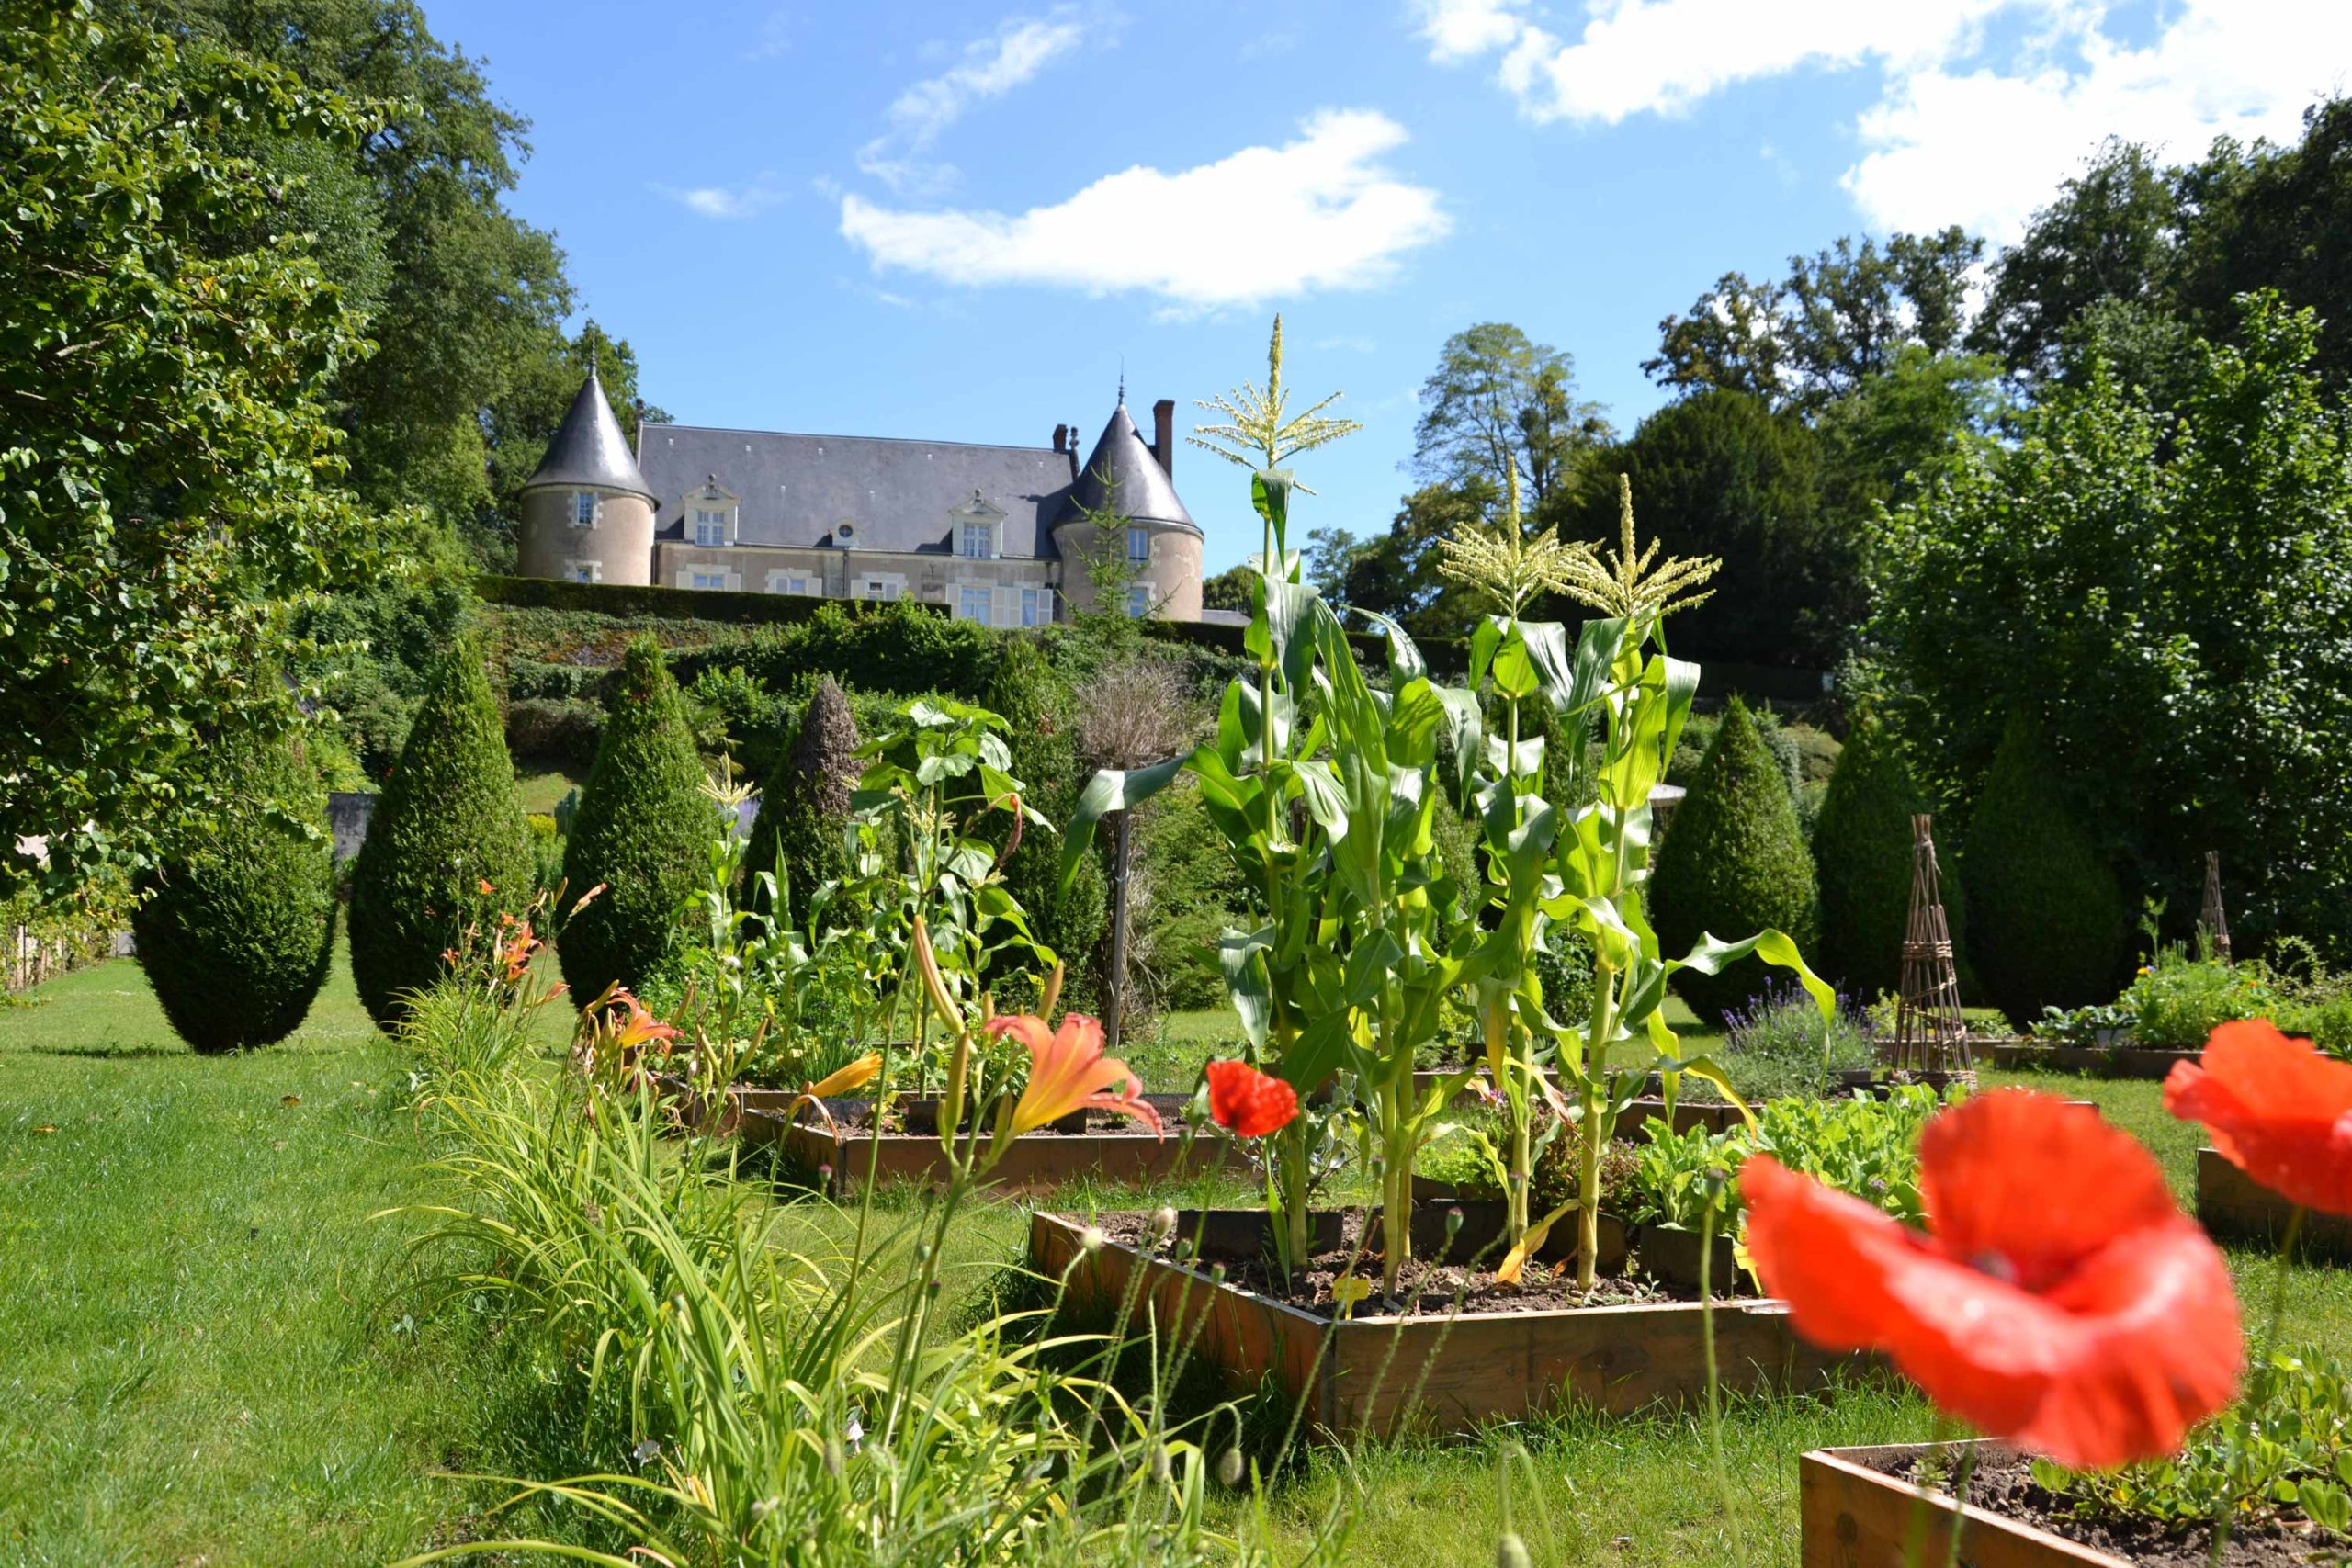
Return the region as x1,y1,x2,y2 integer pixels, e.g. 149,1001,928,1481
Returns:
0,944,526,1567
9,962,2352,1566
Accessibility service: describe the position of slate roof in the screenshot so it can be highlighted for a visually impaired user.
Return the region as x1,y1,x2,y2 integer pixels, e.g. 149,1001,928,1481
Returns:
1057,401,1200,535
522,366,657,501
638,423,1080,558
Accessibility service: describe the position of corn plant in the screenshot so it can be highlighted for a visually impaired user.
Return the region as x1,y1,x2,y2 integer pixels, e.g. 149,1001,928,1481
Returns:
1065,322,1489,1292
1453,485,1835,1288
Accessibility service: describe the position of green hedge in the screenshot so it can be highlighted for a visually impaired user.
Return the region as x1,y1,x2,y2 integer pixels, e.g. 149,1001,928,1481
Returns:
1962,715,2129,1027
475,572,951,627
559,637,715,1001
668,600,1003,703
132,728,337,1053
1813,715,1928,999
1650,697,1820,1022
348,637,536,1029
746,674,860,928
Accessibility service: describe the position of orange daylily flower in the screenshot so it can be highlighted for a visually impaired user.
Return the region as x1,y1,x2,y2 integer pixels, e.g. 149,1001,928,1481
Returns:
785,1053,883,1134
607,988,679,1052
985,1013,1160,1139
495,920,537,982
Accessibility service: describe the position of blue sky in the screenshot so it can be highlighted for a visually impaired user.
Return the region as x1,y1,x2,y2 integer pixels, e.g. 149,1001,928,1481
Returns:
430,0,2347,573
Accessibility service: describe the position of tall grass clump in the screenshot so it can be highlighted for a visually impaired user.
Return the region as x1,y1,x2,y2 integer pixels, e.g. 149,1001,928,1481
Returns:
388,926,1367,1567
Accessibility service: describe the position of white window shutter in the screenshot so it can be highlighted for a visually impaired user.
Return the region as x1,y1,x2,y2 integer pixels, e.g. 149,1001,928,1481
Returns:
993,584,1021,627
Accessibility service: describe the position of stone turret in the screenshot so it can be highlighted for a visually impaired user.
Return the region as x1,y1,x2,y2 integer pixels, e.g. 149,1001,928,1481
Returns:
1049,390,1204,620
516,361,660,585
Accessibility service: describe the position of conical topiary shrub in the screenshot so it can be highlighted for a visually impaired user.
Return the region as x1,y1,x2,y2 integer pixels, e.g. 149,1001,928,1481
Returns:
560,636,712,1001
132,726,338,1053
746,673,860,931
1650,697,1820,1023
1813,714,1942,1001
1962,714,2128,1028
980,638,1106,992
348,638,534,1029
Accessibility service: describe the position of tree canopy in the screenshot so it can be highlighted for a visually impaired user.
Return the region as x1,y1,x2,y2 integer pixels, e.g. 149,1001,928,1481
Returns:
1412,323,1612,516
1,2,390,897
1867,293,2352,955
1646,228,1984,412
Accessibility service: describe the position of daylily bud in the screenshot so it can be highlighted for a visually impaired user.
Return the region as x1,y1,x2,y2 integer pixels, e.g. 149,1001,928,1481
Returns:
1038,961,1065,1022
910,918,962,1032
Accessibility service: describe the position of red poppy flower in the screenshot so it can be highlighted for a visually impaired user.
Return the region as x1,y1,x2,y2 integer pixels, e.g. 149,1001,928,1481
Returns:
2166,1019,2352,1214
1743,1089,2240,1469
1204,1059,1298,1138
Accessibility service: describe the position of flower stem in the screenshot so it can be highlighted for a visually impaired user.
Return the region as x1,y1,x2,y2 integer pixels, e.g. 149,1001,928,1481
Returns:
2212,1204,2303,1564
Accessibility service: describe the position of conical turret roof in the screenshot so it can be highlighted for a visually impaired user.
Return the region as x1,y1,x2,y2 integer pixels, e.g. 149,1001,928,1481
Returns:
522,364,657,501
1056,399,1197,534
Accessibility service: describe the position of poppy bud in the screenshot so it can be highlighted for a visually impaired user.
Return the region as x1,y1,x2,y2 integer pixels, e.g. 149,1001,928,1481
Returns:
1216,1449,1244,1488
1148,1445,1171,1483
1079,1224,1105,1253
1148,1206,1178,1241
1497,1532,1532,1568
1445,1205,1464,1242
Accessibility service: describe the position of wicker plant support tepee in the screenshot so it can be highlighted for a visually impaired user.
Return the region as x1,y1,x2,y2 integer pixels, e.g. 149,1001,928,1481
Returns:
2199,850,2233,964
1888,813,1973,1078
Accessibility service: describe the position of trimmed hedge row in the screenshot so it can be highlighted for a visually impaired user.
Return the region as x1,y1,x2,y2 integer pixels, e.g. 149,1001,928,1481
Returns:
476,572,948,627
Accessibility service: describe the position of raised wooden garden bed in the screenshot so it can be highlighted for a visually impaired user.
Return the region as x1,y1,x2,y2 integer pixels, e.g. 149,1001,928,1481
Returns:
741,1096,1228,1196
1984,1042,2199,1079
2195,1146,2352,1262
1801,1442,2130,1566
1031,1210,1857,1436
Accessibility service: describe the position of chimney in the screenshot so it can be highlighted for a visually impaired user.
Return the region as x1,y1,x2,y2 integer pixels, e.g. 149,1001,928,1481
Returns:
1052,423,1068,455
1151,398,1175,478
1065,415,1080,481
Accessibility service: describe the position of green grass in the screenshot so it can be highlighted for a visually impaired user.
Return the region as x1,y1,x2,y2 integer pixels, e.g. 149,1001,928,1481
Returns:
13,959,2352,1567
514,769,584,817
0,943,519,1566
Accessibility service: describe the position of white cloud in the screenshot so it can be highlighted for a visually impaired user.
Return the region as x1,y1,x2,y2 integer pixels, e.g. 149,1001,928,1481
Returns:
1420,0,2351,240
1412,0,1531,63
839,109,1449,312
655,178,786,220
1846,0,2352,237
858,10,1090,192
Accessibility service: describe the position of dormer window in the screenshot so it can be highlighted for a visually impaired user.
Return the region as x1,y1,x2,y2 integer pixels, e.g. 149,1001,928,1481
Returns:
952,491,1003,560
683,476,739,548
571,491,597,527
